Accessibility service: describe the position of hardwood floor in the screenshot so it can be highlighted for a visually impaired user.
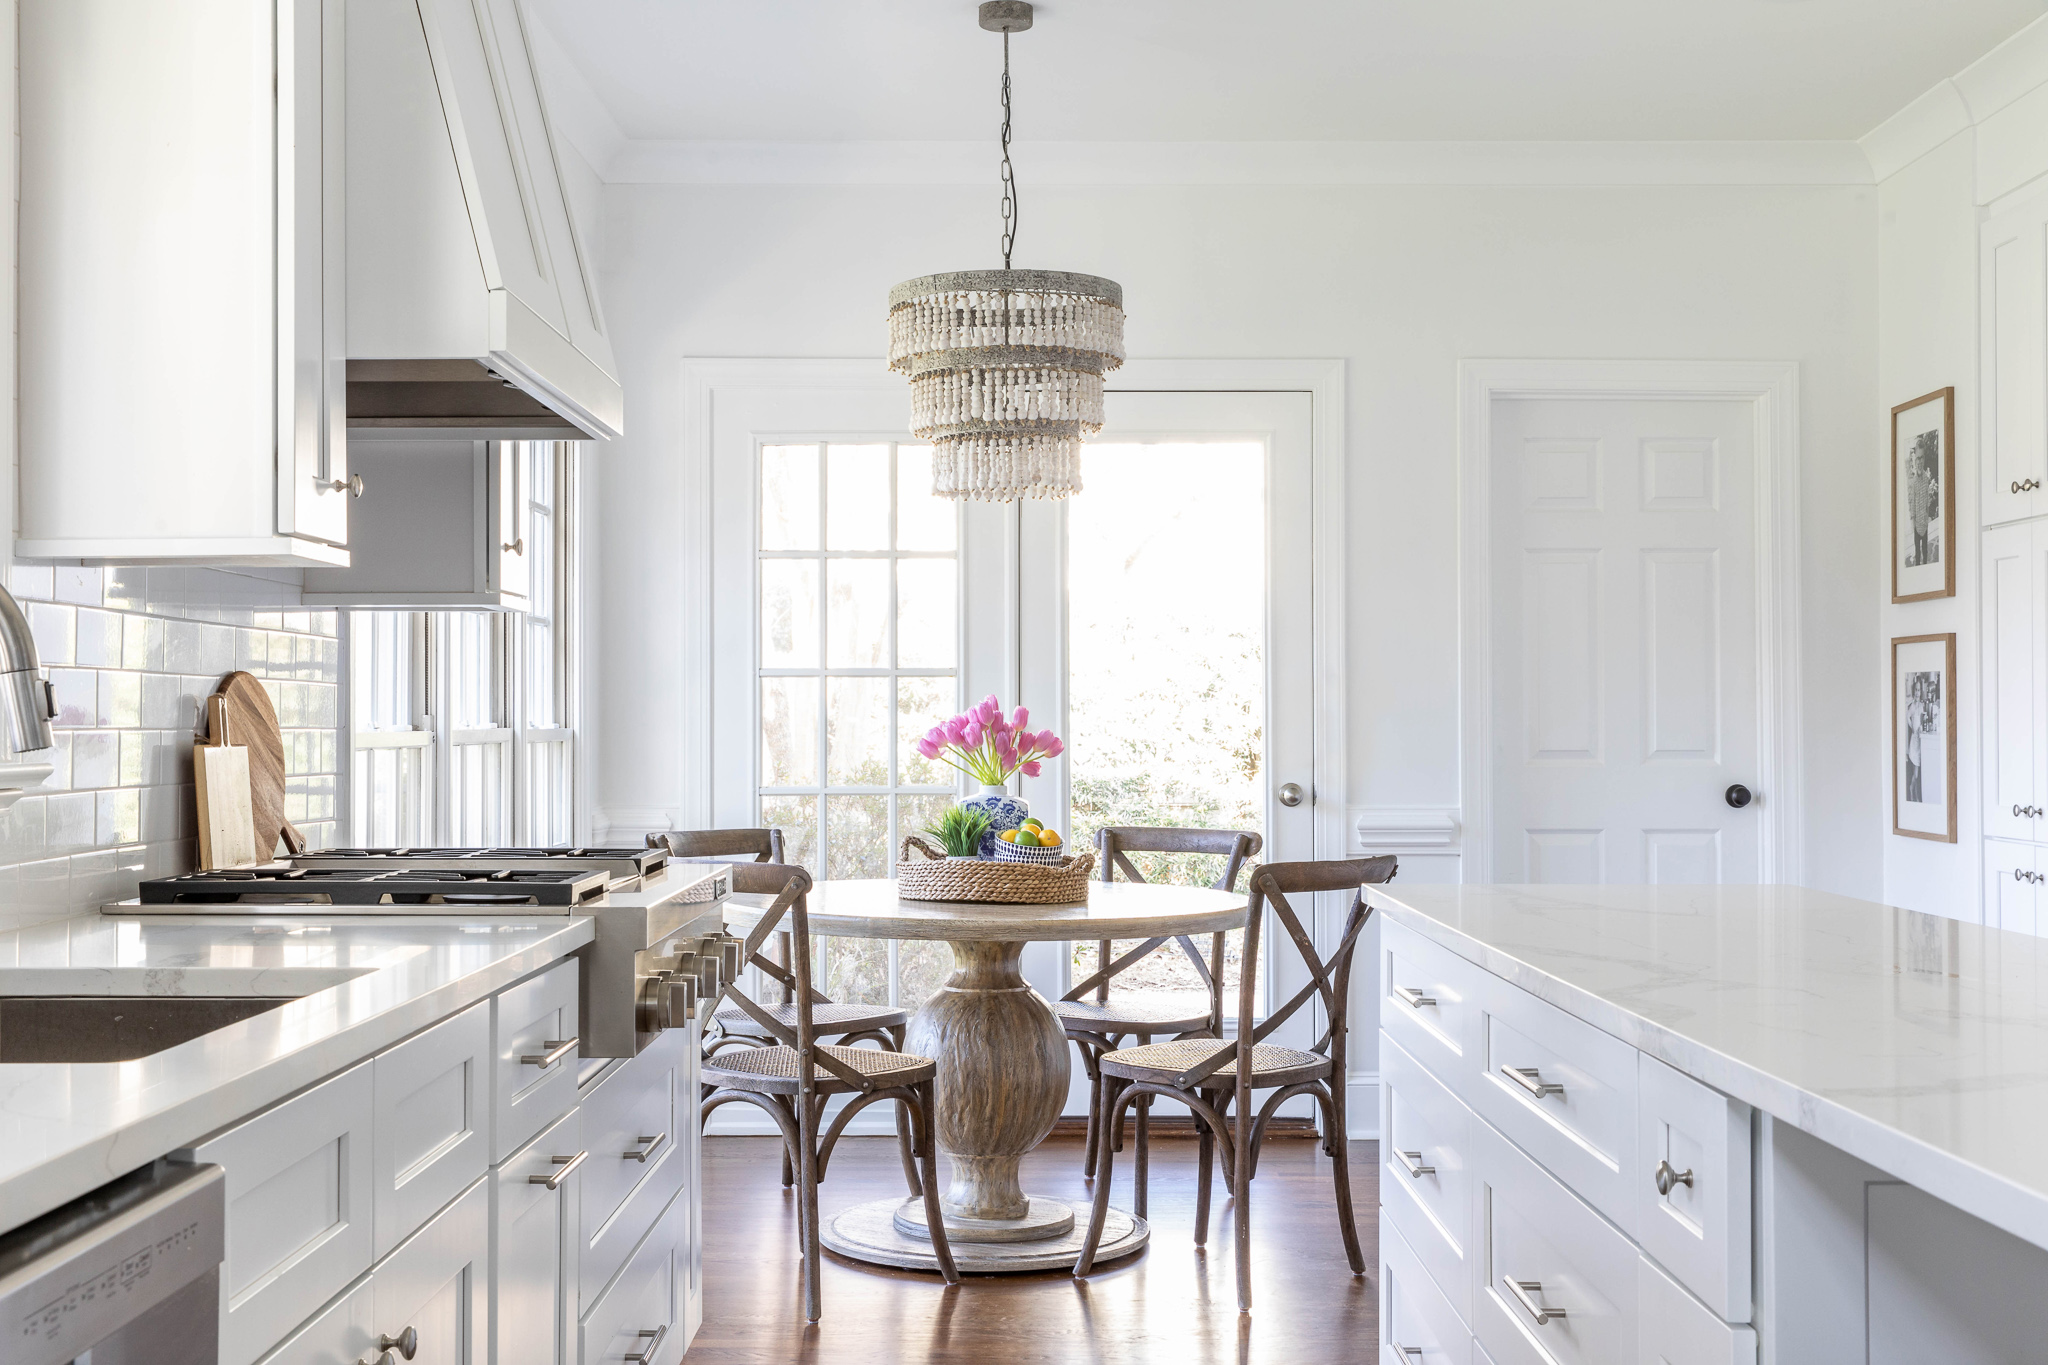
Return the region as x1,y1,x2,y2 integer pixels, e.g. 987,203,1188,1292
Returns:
692,1134,1381,1364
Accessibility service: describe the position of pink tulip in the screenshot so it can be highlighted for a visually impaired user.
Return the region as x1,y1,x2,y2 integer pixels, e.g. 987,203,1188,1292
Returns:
1042,735,1064,758
1011,706,1030,730
944,716,967,744
926,725,947,746
916,737,941,759
962,720,983,747
978,696,1001,724
1021,759,1042,777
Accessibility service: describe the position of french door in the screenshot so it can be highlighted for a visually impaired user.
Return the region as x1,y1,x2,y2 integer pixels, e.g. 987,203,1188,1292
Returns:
708,374,1320,1120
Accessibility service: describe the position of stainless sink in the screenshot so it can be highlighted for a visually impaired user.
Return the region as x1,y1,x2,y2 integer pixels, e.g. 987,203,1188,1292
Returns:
0,996,296,1063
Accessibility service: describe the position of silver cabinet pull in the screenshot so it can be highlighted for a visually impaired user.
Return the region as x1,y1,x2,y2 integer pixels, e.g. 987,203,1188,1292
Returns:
375,1326,418,1361
623,1324,669,1363
1394,984,1436,1009
326,474,365,497
624,1131,669,1163
530,1149,589,1190
1501,1065,1565,1098
1503,1276,1566,1325
2016,479,2042,493
1395,1148,1435,1178
521,1036,579,1068
503,538,525,556
2016,804,2044,818
1655,1159,1695,1196
1391,1348,1423,1362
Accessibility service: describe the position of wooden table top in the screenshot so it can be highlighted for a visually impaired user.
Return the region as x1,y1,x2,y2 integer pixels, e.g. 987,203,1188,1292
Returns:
722,877,1248,942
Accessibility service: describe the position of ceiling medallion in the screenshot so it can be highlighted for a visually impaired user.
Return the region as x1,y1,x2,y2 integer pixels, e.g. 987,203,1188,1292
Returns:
887,1,1125,502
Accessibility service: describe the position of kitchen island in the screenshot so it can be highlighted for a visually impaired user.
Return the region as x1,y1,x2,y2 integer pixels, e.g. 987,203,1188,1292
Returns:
1374,883,2048,1365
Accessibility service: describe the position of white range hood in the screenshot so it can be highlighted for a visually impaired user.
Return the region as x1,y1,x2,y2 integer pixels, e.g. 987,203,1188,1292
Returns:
347,0,622,441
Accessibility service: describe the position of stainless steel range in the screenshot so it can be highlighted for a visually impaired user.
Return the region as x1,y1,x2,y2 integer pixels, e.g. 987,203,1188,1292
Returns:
292,845,669,887
134,865,611,910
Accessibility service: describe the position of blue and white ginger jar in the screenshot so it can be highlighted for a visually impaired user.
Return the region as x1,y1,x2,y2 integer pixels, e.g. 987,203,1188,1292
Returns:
959,783,1030,858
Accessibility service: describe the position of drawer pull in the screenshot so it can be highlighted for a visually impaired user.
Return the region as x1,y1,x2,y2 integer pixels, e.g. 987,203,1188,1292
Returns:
1395,1148,1435,1178
529,1149,589,1190
623,1324,669,1363
1501,1065,1565,1099
624,1131,669,1163
1503,1276,1566,1325
373,1326,418,1363
1654,1158,1695,1196
1393,984,1436,1009
520,1036,579,1068
1392,1348,1423,1362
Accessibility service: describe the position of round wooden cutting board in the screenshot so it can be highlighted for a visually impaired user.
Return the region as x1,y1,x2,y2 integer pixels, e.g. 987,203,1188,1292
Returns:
212,671,304,858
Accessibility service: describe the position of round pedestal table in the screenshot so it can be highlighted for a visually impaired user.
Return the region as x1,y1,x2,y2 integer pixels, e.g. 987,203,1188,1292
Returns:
722,877,1248,1273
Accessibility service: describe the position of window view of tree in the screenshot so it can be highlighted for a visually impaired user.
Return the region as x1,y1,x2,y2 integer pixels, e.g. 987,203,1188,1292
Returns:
1066,443,1267,999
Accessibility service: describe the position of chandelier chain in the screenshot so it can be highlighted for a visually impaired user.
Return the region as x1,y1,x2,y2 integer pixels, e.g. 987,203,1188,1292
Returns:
999,30,1017,271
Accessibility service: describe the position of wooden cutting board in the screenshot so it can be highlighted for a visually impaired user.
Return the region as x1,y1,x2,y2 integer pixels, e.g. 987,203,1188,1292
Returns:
210,672,305,857
196,697,257,870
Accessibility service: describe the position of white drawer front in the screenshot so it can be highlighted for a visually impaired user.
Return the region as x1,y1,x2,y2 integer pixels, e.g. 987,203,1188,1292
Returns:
1635,1054,1751,1322
579,1186,685,1365
1382,1030,1475,1322
374,1000,490,1258
1383,1213,1473,1364
250,1275,369,1365
1638,1256,1756,1365
580,1027,690,1306
1474,973,1638,1228
494,1107,581,1365
369,1177,489,1365
1472,1117,1638,1365
183,1061,373,1365
495,959,581,1162
1383,918,1487,1088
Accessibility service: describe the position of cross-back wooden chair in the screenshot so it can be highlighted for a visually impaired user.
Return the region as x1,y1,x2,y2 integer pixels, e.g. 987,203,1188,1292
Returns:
699,863,958,1321
1073,854,1397,1312
1055,826,1261,1217
656,828,925,1194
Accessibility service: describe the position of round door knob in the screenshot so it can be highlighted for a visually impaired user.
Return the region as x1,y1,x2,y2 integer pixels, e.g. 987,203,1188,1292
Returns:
1725,784,1753,809
1277,782,1306,808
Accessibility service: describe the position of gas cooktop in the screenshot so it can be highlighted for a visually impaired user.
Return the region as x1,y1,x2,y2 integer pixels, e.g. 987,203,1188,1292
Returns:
291,846,668,885
136,865,610,911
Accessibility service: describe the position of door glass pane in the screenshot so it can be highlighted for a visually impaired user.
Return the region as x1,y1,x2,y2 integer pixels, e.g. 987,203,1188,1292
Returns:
826,677,889,785
761,677,819,786
761,445,820,550
1066,442,1267,1000
760,561,820,668
897,559,956,669
825,444,891,551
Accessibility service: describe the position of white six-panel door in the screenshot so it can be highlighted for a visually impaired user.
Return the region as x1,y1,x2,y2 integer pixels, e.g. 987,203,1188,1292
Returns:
1489,397,1761,884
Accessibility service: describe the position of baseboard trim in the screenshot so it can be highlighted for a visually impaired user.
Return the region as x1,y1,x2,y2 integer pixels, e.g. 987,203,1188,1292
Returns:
1348,1075,1380,1140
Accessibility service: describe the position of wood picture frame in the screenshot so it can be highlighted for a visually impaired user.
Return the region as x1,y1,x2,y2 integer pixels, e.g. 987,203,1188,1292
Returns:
1892,633,1957,843
1891,387,1955,603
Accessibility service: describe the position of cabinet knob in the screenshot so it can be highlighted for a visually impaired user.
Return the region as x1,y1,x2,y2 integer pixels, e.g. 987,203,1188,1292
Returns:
2016,479,2043,493
502,537,525,556
2018,804,2044,819
327,474,364,498
374,1327,417,1362
1654,1159,1695,1196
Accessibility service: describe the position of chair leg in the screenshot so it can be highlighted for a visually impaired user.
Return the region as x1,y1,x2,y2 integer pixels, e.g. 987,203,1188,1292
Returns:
1194,1113,1215,1246
1078,1041,1103,1177
1326,1087,1366,1274
1234,1127,1253,1312
895,1096,925,1198
797,1094,823,1322
1074,1079,1127,1277
885,1023,906,1052
1133,1033,1152,1220
912,1084,959,1285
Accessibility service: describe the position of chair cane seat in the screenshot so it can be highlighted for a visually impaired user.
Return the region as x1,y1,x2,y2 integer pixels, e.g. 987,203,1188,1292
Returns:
1052,993,1213,1036
1099,1038,1332,1089
703,1042,937,1096
713,1001,909,1037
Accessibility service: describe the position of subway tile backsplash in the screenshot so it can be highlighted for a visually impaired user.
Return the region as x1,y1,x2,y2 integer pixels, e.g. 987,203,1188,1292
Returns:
0,563,340,931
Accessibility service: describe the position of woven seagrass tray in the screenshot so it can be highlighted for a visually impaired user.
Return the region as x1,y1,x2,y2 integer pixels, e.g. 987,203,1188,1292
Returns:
896,835,1094,904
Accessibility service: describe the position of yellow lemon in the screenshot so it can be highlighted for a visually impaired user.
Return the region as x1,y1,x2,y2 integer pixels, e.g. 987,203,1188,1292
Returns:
1000,829,1018,842
1037,830,1061,847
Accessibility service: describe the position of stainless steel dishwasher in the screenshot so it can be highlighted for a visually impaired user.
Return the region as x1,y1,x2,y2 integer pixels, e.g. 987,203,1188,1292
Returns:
0,1160,224,1365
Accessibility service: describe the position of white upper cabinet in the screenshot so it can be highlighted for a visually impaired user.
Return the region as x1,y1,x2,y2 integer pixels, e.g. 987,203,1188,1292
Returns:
1982,187,2048,528
349,0,622,441
1983,521,2048,844
18,0,351,565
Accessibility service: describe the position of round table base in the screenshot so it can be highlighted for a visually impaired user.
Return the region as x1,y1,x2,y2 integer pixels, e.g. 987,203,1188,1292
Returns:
891,1193,1074,1243
823,1196,1147,1274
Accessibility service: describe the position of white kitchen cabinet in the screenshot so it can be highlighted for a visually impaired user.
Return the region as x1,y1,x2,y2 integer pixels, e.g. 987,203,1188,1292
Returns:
1983,184,2048,528
1633,1056,1750,1322
302,440,539,609
579,1187,688,1365
17,0,350,566
252,1280,373,1365
492,960,581,1161
1984,838,2042,935
1982,522,2047,844
374,1002,492,1257
348,0,621,441
369,1178,491,1365
494,1108,582,1365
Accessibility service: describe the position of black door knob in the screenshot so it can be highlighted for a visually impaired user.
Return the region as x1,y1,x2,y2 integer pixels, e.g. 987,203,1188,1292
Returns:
1725,784,1753,809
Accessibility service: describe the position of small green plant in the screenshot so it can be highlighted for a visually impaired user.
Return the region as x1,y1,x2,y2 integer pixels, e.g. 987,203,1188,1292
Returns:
926,804,993,857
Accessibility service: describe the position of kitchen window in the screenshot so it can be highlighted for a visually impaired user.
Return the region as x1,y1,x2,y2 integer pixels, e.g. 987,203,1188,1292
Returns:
348,442,578,846
756,441,959,1006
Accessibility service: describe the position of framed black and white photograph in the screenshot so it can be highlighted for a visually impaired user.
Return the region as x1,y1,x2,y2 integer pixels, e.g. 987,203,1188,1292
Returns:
1893,633,1957,843
1891,387,1955,603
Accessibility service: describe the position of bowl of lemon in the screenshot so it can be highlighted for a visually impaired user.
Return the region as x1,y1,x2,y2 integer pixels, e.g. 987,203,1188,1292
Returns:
992,818,1067,865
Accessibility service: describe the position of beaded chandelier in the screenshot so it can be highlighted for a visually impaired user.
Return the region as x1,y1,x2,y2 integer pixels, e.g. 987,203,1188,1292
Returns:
887,1,1124,502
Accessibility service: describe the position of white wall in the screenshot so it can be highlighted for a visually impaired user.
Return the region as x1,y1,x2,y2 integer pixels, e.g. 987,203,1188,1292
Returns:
588,178,1881,891
1876,133,1983,919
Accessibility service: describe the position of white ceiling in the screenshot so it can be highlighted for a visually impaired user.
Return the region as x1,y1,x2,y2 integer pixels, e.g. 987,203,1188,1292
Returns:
531,0,2047,146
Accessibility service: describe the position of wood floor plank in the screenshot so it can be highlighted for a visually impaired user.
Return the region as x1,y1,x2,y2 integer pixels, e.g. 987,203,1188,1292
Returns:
694,1134,1381,1363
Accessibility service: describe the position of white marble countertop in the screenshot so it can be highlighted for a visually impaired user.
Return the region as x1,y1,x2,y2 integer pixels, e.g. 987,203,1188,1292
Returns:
0,910,593,1230
1374,884,2048,1254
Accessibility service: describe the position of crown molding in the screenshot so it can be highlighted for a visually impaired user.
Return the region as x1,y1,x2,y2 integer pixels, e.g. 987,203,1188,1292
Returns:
1858,12,2048,187
591,138,1873,189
